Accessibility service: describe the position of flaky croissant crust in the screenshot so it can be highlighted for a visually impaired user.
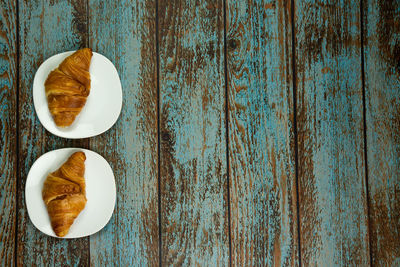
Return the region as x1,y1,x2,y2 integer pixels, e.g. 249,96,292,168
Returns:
45,48,93,127
42,152,87,237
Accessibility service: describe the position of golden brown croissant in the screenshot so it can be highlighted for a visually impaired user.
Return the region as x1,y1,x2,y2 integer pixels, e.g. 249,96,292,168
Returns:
42,152,87,237
45,48,93,127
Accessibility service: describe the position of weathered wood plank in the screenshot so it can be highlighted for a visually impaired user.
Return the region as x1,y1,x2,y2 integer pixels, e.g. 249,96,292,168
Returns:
88,0,159,265
295,0,370,265
17,0,89,265
363,0,400,265
158,0,229,265
0,0,17,265
226,0,298,266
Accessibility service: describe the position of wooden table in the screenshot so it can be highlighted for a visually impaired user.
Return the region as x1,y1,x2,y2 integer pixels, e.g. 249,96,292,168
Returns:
1,0,399,266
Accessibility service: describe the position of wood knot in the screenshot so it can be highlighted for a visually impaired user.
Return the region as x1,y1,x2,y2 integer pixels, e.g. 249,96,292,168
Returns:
228,39,240,51
76,22,86,34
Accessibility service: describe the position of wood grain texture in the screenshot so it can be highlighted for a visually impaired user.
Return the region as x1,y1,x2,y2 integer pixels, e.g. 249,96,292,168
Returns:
158,0,229,265
363,0,400,265
17,0,89,265
226,0,298,266
88,0,159,265
295,0,370,265
0,0,17,265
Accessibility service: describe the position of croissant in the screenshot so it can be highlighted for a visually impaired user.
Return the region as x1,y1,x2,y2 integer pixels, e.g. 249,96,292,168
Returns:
42,152,87,237
45,48,93,127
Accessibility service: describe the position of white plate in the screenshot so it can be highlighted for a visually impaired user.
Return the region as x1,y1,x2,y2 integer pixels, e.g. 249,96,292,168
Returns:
25,148,116,238
33,51,123,139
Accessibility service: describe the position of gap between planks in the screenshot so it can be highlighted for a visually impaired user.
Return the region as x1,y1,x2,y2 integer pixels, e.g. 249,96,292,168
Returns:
15,0,21,265
359,0,373,266
290,0,303,266
223,0,233,266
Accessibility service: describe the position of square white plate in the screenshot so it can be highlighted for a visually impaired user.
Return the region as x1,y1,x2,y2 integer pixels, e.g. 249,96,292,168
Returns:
33,51,123,139
25,148,116,238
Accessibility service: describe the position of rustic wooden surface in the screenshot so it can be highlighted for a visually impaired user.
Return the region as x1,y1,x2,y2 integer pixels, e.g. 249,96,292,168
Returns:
363,0,400,266
0,0,17,265
158,0,229,265
226,0,298,266
295,0,370,265
0,0,398,266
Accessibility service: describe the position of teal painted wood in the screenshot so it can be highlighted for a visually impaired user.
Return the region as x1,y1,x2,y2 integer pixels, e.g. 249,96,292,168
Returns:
226,0,298,266
363,0,400,265
88,0,159,266
0,0,17,265
17,0,89,265
295,0,370,265
158,0,229,265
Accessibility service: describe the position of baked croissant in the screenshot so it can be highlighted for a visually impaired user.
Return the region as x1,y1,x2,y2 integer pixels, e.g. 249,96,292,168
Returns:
45,48,93,127
42,152,87,237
